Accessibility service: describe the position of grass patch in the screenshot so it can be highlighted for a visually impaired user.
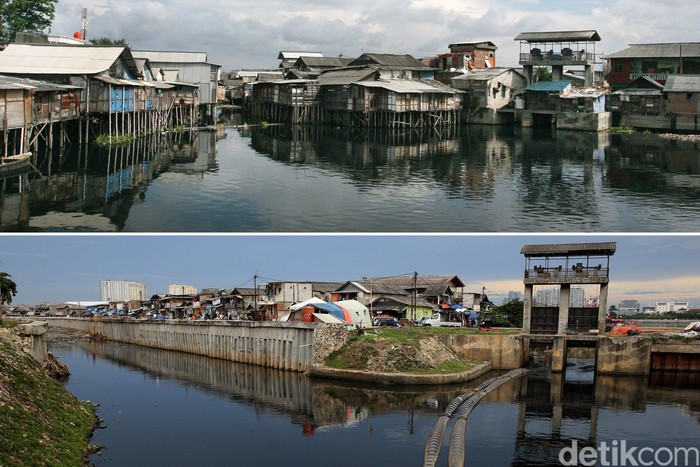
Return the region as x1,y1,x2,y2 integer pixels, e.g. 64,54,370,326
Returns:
1,318,19,329
95,134,135,146
609,125,636,135
325,340,379,370
0,341,98,466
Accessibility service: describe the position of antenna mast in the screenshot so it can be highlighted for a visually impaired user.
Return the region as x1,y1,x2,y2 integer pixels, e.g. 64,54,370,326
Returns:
81,8,88,41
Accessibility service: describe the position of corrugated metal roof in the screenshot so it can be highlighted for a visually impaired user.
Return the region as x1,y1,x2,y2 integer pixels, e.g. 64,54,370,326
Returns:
613,76,664,95
370,294,434,309
349,53,428,69
520,243,617,256
526,80,572,92
448,41,497,50
356,78,456,94
353,282,408,295
0,82,31,90
605,43,700,59
295,56,354,68
451,68,520,82
317,69,377,86
613,89,662,96
286,71,320,80
514,30,601,42
0,43,129,75
311,282,344,292
663,75,700,92
278,51,323,60
131,50,209,63
372,274,466,291
91,76,156,87
560,87,606,99
0,74,81,92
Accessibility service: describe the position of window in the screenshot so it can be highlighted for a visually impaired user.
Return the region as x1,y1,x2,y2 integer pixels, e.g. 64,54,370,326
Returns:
641,60,657,73
613,63,623,73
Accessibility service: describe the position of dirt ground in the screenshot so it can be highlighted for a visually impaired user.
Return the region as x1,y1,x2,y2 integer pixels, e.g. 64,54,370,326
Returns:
336,335,465,373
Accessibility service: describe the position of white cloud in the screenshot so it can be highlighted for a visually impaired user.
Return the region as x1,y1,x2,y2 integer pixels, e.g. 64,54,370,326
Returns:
49,0,699,70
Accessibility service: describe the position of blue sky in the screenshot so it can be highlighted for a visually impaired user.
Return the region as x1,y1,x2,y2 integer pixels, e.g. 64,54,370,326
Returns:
1,235,699,307
50,0,700,70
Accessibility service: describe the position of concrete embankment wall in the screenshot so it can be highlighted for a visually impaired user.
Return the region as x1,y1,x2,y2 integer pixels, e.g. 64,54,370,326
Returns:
437,333,529,370
47,318,348,373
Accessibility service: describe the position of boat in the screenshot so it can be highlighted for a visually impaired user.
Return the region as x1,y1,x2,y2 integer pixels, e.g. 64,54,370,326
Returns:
0,153,31,178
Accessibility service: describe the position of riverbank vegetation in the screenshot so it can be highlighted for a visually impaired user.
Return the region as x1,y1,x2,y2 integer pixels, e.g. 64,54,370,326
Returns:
0,339,97,466
324,327,487,374
95,133,136,146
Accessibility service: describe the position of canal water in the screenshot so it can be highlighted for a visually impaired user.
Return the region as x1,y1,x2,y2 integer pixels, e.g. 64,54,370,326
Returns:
3,121,700,232
51,342,700,467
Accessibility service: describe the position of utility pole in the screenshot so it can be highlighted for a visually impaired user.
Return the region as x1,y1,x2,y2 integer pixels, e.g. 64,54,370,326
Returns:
412,272,417,322
81,8,88,41
253,274,258,320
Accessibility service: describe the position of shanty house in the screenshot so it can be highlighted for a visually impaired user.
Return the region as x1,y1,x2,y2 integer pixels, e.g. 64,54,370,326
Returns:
346,53,435,80
278,51,324,74
0,79,32,157
663,75,700,131
451,68,526,124
250,79,321,123
286,56,354,79
523,80,611,131
524,80,572,112
1,74,82,157
449,41,497,68
263,280,344,320
605,43,700,90
368,294,434,321
332,280,411,307
318,68,379,111
452,68,526,109
131,50,220,124
609,76,664,116
319,73,462,127
0,43,173,140
370,274,466,307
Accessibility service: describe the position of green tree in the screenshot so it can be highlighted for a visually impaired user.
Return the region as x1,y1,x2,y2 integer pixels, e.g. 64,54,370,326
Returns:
0,0,58,44
493,299,524,328
89,37,129,46
0,272,18,318
534,66,552,82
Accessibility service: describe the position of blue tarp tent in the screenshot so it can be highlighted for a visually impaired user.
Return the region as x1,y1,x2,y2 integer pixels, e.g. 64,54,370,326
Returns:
310,302,352,323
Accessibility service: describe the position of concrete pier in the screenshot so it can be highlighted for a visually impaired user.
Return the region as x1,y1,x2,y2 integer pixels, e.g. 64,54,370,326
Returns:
15,321,49,363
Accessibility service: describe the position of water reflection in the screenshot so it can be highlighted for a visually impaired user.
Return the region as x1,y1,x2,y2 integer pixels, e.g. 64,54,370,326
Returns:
52,342,700,467
17,131,217,231
2,123,700,231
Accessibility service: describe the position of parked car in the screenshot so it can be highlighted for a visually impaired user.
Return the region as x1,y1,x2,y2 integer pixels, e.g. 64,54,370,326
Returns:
424,313,463,327
373,317,400,327
479,314,511,328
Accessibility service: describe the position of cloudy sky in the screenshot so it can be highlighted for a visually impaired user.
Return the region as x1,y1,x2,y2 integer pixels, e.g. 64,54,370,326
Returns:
1,235,699,308
49,0,700,70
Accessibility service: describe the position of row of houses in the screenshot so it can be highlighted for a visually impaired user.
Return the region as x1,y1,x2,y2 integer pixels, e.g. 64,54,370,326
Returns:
0,33,220,159
25,274,494,323
234,31,700,133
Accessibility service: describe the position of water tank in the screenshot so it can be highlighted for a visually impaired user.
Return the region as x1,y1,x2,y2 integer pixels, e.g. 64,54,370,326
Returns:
301,306,314,323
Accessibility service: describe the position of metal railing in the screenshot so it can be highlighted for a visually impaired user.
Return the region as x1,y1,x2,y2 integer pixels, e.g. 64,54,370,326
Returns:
525,266,609,280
